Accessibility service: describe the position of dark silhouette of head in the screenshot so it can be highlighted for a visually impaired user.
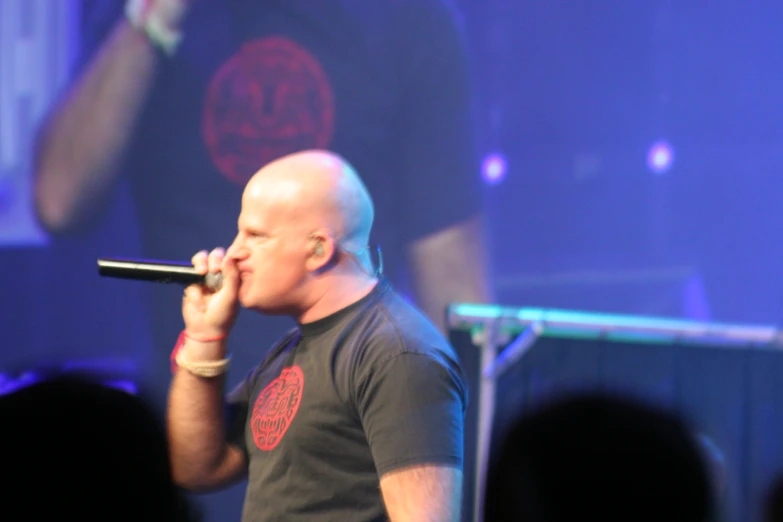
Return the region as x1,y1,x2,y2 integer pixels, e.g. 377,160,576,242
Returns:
763,473,783,522
484,393,714,522
0,375,198,521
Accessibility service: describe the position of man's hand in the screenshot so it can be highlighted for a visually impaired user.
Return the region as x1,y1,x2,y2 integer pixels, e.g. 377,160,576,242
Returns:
183,247,240,340
126,0,193,32
125,0,195,55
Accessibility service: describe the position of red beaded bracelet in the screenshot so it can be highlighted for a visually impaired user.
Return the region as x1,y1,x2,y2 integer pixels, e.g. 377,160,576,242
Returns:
170,330,228,374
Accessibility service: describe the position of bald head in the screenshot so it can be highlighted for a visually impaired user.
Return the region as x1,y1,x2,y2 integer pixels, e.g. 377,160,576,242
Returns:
244,150,374,255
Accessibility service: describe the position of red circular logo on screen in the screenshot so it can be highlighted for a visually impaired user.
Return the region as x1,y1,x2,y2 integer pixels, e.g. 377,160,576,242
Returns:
250,365,304,451
202,37,335,185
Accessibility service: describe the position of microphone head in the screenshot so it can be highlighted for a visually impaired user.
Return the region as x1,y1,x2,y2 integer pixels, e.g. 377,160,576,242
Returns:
204,271,223,290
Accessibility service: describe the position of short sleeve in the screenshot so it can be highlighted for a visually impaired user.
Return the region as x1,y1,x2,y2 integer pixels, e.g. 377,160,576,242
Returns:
73,0,126,77
397,0,482,241
356,352,466,476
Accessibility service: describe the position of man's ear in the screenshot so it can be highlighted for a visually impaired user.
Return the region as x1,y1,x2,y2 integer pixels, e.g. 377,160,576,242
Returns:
307,233,335,272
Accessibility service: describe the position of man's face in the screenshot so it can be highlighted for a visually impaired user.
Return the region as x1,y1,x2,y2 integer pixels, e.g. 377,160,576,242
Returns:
226,193,311,314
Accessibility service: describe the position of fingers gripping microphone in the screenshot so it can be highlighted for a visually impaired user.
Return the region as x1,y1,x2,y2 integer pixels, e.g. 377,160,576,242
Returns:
97,258,223,290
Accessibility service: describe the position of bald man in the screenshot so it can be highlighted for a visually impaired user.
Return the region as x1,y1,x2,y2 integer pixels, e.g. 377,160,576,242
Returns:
168,150,466,522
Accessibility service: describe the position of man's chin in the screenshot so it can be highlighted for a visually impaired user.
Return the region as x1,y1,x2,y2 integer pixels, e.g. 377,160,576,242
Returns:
237,291,256,310
239,294,276,315
243,300,291,317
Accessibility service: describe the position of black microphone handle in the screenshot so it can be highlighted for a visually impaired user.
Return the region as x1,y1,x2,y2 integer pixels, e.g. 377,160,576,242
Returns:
97,258,223,290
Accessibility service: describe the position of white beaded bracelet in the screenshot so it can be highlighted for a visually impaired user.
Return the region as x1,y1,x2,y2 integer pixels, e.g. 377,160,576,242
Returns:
175,349,231,378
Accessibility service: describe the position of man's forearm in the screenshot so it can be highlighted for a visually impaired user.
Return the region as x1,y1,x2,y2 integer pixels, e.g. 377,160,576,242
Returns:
409,215,493,333
34,19,159,232
167,338,243,490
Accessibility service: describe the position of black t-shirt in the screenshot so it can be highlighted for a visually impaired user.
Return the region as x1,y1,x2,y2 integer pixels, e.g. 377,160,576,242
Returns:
225,279,466,521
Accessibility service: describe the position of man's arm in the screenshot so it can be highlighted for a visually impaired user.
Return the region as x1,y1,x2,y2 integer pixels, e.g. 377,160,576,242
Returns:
168,248,248,491
167,336,248,491
357,348,466,522
380,465,462,522
33,15,160,232
409,214,492,332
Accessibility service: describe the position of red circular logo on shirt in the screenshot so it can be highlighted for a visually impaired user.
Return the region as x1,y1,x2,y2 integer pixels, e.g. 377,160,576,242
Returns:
250,365,305,451
202,37,335,185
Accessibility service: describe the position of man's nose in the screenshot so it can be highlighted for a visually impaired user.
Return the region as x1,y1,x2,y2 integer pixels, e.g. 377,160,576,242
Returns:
226,240,247,260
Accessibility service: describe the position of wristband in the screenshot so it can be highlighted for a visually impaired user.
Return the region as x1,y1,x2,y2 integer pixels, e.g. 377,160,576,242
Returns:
175,349,231,378
125,0,184,56
170,329,228,375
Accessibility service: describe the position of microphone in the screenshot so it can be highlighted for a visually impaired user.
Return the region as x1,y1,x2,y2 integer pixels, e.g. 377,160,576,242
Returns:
97,257,223,290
